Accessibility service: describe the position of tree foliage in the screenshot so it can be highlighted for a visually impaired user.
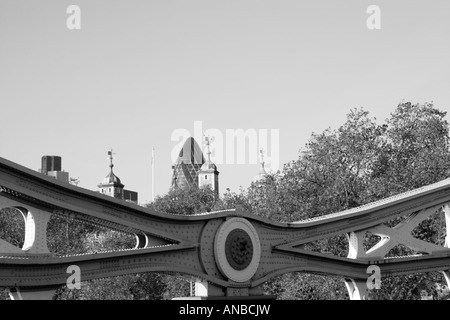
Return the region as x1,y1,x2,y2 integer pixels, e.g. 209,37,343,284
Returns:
147,185,218,215
241,102,450,300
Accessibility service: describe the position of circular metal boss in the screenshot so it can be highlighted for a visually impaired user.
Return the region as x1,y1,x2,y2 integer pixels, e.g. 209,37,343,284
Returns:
225,229,254,270
214,217,261,282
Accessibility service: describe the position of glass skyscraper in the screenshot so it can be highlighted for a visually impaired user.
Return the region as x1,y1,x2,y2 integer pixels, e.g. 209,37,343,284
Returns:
171,137,205,190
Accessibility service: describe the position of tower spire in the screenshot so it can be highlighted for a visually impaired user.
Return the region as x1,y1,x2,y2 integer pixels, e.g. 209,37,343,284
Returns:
204,135,214,163
107,149,115,171
253,148,268,183
259,148,265,170
199,135,219,197
98,149,138,203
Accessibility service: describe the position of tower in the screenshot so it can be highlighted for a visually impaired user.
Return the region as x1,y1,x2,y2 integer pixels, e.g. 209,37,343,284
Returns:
198,136,219,196
253,149,268,183
97,150,139,204
98,150,124,199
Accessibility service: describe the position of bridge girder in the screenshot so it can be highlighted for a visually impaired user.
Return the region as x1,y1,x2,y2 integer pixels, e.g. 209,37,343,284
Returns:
1,156,450,300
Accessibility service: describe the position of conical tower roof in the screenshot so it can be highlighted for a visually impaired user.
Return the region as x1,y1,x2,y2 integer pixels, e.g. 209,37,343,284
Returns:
98,149,124,188
101,168,124,188
171,137,205,189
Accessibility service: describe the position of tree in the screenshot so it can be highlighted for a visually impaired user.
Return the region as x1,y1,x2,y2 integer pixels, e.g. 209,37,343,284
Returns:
215,102,450,300
370,102,450,196
148,185,218,215
243,102,450,300
367,102,450,299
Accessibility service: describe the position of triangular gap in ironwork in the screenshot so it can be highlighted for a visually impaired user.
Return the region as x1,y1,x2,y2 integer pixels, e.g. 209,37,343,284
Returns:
293,234,349,258
411,209,446,247
363,231,382,252
50,209,183,255
46,214,137,256
384,244,416,258
357,206,446,259
0,207,25,250
136,232,179,248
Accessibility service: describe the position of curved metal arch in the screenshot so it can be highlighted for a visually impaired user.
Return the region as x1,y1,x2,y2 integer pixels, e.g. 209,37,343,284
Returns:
1,156,450,300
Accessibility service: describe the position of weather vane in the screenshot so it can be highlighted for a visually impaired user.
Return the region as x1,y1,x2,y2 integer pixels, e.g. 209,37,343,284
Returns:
204,135,214,161
107,148,116,169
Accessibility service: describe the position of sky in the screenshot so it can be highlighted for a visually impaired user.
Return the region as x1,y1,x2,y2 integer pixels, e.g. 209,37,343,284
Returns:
1,0,449,205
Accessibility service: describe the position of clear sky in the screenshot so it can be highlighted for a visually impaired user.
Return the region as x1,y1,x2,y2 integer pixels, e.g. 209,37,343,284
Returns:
1,0,449,204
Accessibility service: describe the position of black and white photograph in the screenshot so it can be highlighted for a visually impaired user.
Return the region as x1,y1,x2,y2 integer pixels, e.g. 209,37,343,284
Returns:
0,0,450,308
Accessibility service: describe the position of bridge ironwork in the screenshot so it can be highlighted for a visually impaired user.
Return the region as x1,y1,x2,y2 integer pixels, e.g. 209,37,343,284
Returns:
0,156,449,300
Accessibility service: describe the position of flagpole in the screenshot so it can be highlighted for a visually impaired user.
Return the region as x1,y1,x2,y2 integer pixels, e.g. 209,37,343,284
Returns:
151,147,155,202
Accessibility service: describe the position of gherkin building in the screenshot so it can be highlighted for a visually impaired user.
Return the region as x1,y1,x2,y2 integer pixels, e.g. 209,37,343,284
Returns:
171,137,205,190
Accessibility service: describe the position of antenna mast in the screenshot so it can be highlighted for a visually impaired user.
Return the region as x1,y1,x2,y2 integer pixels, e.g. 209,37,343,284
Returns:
151,147,155,202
